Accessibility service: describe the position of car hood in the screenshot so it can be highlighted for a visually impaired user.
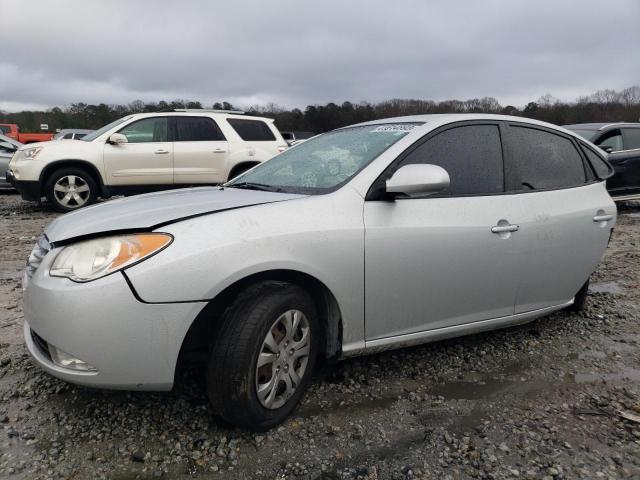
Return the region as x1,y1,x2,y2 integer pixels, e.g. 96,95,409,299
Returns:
44,187,305,244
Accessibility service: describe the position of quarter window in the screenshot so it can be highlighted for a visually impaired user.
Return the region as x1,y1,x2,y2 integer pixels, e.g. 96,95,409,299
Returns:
622,128,640,150
580,142,613,179
175,117,225,141
595,129,623,152
397,124,504,196
119,118,168,143
506,126,586,191
227,119,276,141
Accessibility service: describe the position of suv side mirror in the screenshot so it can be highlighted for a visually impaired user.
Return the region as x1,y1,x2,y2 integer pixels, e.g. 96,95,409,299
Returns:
599,145,614,154
386,164,450,197
108,133,128,145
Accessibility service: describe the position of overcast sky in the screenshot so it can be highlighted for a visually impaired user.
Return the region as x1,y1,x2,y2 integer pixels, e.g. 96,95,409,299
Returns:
1,0,639,112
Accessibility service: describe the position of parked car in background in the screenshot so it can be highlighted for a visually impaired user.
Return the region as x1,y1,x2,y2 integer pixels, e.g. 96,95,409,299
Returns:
564,122,640,200
0,134,22,188
7,110,288,211
280,130,315,146
23,114,615,430
53,129,94,140
0,124,54,144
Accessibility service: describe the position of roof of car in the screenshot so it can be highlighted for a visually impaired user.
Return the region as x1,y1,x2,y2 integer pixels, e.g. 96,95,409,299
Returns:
351,114,579,136
127,111,275,122
563,122,640,130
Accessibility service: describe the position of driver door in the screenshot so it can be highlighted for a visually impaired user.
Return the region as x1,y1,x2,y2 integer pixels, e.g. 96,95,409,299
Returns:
103,116,173,186
364,123,523,341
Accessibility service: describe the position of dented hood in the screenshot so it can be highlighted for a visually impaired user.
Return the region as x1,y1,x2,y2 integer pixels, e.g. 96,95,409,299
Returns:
44,186,305,244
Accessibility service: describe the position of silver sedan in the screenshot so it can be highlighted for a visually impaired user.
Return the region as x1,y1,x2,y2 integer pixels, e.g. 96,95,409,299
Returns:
23,114,616,430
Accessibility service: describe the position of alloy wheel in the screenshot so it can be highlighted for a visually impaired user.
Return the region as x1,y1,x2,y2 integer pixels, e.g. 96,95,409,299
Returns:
53,175,90,208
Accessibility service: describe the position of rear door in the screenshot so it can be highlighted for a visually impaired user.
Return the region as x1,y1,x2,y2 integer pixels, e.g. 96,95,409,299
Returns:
503,123,615,313
172,116,229,184
364,122,523,341
607,128,640,195
103,116,173,185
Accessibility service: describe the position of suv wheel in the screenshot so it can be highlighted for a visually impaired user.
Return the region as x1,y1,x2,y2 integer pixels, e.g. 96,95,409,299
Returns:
44,168,97,212
207,282,319,430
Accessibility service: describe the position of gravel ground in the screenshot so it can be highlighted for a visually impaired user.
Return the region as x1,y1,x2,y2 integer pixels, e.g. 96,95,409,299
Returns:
1,192,640,480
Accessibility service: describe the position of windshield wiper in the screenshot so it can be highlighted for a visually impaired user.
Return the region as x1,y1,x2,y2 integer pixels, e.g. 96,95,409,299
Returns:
227,182,283,192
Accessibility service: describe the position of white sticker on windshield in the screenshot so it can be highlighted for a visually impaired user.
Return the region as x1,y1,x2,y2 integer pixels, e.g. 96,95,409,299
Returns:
370,124,417,133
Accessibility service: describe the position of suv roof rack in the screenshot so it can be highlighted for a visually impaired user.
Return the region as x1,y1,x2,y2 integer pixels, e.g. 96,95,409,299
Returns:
173,109,245,114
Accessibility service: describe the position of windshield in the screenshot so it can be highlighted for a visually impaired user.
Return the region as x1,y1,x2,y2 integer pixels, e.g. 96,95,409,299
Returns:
226,123,421,194
81,116,132,142
566,128,598,141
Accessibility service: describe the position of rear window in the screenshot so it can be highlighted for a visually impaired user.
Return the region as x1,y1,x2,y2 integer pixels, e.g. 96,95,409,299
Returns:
227,119,276,141
175,117,225,141
506,126,586,191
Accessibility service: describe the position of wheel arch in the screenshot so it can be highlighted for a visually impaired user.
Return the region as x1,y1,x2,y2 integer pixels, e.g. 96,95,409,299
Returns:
227,161,260,180
39,160,109,197
178,269,343,366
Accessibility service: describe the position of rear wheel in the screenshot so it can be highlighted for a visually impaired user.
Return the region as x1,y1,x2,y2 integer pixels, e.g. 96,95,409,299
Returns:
206,282,319,430
44,167,97,212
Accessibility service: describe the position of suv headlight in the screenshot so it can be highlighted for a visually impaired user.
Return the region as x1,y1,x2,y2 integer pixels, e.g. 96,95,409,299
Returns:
23,147,43,159
50,233,172,282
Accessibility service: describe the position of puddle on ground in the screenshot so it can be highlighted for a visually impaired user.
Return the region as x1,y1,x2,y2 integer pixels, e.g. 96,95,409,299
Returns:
589,281,624,295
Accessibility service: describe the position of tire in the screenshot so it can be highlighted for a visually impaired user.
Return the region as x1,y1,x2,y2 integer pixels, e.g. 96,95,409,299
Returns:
207,281,320,430
569,279,589,312
44,167,98,212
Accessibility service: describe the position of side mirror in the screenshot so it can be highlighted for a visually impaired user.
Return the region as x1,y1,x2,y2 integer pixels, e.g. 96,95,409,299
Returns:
599,145,614,154
108,133,128,145
386,164,450,197
0,141,16,152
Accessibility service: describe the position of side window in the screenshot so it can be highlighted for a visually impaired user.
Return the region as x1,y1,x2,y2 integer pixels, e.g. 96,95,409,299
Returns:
119,118,168,143
397,124,503,196
622,128,640,150
581,142,613,179
506,126,586,191
175,117,225,141
63,133,73,139
227,119,276,141
595,129,623,152
75,133,87,140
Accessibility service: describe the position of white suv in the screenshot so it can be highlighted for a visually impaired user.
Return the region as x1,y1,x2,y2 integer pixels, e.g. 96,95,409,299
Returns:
7,110,288,211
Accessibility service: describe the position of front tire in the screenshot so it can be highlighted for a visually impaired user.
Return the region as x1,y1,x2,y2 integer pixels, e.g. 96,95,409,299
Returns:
207,282,319,430
44,167,97,212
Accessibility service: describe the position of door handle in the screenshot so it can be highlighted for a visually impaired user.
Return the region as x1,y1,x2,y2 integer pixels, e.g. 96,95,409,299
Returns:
154,149,169,154
491,224,519,233
213,148,227,153
593,214,613,222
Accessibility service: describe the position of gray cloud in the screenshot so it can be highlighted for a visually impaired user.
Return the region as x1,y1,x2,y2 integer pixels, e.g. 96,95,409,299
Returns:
1,0,639,112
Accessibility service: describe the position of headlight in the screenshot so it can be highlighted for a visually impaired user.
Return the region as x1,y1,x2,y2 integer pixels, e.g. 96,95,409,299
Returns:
50,233,172,282
23,147,43,159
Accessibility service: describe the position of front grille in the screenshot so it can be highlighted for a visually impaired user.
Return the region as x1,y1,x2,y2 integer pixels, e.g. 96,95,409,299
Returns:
24,234,51,282
30,329,52,361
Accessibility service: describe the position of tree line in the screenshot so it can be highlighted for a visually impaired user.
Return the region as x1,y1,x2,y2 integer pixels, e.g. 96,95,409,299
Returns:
1,86,639,135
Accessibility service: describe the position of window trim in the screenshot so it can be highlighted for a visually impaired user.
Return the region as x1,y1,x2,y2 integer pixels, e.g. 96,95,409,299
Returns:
579,141,615,180
501,121,599,194
366,120,506,201
171,116,226,142
116,116,170,144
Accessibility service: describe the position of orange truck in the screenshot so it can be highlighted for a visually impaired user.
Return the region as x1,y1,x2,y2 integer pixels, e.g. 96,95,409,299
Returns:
0,124,54,144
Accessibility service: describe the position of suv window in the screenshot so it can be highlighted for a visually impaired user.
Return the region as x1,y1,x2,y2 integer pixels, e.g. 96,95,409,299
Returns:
119,117,168,143
506,126,586,191
227,119,276,141
580,142,613,179
75,133,87,139
595,129,623,152
397,124,503,196
622,128,640,150
175,117,225,141
63,133,73,139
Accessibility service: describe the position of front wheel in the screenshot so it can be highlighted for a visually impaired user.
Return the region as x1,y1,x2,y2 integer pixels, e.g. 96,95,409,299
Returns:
207,282,319,430
569,279,590,312
44,168,97,212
